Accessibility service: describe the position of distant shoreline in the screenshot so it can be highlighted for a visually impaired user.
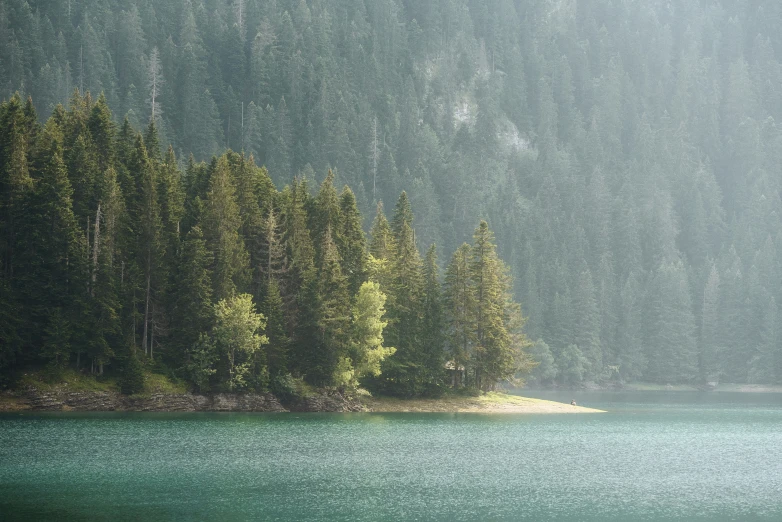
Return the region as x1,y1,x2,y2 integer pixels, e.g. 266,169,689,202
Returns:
519,383,782,394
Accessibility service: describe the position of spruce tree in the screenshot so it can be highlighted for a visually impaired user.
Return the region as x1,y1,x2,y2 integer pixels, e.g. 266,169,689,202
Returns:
643,261,698,384
169,226,214,371
337,186,367,297
470,220,522,390
262,279,289,377
312,225,350,386
369,201,393,260
421,245,445,389
444,243,475,385
126,134,163,358
202,155,250,301
22,137,83,366
380,193,425,396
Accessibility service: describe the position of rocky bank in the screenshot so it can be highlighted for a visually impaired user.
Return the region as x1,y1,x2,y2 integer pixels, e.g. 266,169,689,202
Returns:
0,386,366,413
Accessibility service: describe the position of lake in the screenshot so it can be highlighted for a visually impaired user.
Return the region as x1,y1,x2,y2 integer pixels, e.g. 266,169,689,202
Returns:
1,391,781,521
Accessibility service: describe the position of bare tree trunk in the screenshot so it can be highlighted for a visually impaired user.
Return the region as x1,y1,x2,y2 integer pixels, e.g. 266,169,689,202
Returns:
91,203,101,296
150,317,154,361
143,256,151,356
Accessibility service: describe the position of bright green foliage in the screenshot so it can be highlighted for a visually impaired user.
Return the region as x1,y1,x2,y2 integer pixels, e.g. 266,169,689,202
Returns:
213,293,267,391
335,281,395,388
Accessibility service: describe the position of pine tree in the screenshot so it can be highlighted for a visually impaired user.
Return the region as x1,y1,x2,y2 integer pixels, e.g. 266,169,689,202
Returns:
444,243,475,385
337,186,367,296
87,93,116,173
311,225,350,385
313,169,341,256
470,221,527,390
700,264,721,383
1,93,34,282
126,134,163,357
421,245,445,388
644,261,698,383
369,200,393,260
202,155,250,301
21,136,83,366
262,279,289,377
169,226,214,370
572,268,602,377
379,192,425,396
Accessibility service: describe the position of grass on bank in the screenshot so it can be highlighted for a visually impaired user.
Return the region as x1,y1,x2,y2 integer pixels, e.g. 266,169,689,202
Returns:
8,366,187,396
16,367,119,393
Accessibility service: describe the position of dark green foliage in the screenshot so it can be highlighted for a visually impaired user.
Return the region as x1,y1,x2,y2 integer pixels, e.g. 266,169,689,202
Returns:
119,348,145,395
337,187,367,297
3,0,777,389
262,279,289,377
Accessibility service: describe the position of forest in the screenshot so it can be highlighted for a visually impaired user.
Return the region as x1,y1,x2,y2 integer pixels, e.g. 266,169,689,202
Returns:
0,91,531,396
2,0,782,387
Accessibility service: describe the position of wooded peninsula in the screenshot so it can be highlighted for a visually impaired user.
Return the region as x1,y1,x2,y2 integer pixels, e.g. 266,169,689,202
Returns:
0,92,533,400
2,0,782,396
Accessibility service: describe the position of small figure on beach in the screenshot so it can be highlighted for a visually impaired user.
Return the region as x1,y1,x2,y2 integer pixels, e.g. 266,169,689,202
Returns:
570,399,577,406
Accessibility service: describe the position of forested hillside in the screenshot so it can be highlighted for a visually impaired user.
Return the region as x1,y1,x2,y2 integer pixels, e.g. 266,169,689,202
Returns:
2,0,782,386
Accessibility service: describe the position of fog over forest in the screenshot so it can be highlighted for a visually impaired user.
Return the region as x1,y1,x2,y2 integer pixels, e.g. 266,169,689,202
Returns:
2,0,782,388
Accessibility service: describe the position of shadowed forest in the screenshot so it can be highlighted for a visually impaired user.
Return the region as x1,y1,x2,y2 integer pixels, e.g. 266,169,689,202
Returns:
2,0,782,389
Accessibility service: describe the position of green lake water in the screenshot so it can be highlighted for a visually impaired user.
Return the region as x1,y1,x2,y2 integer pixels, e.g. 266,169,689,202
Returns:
1,391,781,521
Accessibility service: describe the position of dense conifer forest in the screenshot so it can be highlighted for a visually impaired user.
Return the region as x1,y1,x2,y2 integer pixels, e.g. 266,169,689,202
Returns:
2,0,782,388
0,92,531,395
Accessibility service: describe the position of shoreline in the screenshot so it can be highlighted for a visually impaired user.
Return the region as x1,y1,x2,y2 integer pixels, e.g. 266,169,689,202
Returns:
362,392,604,413
0,388,603,414
519,383,782,394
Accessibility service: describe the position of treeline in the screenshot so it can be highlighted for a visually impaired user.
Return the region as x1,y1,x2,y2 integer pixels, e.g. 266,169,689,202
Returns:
3,0,782,386
0,93,531,395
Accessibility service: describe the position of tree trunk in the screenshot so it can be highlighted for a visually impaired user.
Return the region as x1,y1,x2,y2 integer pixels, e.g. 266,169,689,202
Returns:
143,261,151,357
91,203,101,296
